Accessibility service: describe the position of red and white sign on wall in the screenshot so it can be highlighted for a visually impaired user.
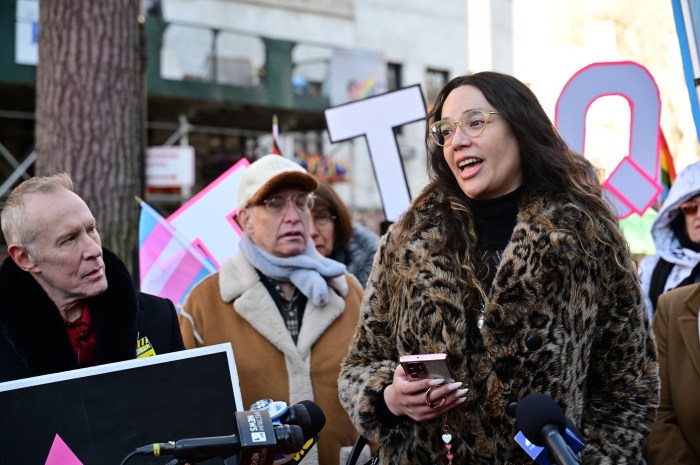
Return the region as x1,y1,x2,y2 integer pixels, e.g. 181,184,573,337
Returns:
146,146,195,188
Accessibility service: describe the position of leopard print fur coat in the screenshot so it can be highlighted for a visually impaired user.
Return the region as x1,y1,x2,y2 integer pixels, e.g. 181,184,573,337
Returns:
339,186,658,465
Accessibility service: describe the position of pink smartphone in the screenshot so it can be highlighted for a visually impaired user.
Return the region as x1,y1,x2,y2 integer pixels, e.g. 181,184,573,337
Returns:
399,353,455,382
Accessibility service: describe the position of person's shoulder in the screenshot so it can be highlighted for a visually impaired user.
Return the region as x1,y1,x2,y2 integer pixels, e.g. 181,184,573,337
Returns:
191,270,220,290
657,282,700,308
341,272,364,315
385,185,450,241
408,184,451,216
349,223,379,250
136,292,186,352
137,292,175,315
344,272,364,294
351,222,379,241
654,283,700,333
181,270,222,301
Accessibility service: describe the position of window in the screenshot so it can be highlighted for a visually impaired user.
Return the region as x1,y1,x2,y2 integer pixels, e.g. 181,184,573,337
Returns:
425,68,449,106
387,63,403,135
387,62,403,91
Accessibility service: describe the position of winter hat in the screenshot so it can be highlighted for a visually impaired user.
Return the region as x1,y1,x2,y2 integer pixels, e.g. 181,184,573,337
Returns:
237,154,318,211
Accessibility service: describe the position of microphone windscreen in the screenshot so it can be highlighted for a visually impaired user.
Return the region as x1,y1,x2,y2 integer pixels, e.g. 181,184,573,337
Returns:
276,425,306,453
298,400,326,437
288,425,305,452
515,393,566,446
288,403,312,434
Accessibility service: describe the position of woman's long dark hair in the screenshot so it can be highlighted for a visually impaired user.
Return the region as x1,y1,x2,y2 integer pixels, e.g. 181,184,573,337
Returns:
410,71,633,287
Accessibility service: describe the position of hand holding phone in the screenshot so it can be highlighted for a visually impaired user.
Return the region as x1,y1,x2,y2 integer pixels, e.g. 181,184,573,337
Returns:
399,353,455,382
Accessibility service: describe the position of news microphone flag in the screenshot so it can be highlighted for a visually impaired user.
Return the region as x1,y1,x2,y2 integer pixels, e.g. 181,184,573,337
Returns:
515,429,584,465
138,198,217,306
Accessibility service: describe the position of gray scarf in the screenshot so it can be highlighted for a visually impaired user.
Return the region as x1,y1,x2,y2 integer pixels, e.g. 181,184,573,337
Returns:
239,233,346,306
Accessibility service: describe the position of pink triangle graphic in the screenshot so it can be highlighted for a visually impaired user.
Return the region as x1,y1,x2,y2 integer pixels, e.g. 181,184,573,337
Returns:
44,434,84,465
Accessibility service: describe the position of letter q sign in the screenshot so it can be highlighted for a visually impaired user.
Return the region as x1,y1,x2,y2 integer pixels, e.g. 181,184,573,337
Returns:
556,61,662,219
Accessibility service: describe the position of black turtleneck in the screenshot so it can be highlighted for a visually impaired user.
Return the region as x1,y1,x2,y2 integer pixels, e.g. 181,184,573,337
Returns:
468,185,523,250
467,185,524,289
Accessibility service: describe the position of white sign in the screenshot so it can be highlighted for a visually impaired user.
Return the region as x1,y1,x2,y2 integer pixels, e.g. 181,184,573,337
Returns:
167,158,249,267
146,145,195,188
15,0,39,65
325,85,426,222
555,62,662,218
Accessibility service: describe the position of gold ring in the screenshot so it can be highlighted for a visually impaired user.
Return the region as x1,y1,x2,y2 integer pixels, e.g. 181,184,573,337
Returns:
425,387,446,409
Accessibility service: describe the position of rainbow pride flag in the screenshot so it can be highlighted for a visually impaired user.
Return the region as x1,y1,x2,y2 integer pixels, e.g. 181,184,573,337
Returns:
138,199,217,307
657,128,676,206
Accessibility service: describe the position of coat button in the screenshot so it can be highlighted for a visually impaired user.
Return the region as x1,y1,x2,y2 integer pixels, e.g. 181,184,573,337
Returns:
506,401,519,417
526,334,542,351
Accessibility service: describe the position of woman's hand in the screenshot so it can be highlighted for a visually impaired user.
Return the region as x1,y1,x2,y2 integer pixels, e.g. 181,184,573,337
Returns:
383,363,468,422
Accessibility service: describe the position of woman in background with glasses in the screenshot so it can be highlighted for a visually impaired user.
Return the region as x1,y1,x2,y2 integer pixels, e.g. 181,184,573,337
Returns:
310,182,379,288
639,161,700,318
338,71,658,464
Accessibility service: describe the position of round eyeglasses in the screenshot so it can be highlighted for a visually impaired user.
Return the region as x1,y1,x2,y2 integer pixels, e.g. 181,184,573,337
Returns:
429,109,501,146
259,192,315,215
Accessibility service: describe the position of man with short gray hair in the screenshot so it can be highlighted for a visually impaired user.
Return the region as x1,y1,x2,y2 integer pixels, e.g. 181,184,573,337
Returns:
0,173,184,382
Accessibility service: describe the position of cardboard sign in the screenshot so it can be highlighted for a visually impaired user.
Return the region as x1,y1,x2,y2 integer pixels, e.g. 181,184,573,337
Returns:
556,61,662,218
0,344,242,465
167,158,250,267
325,85,426,221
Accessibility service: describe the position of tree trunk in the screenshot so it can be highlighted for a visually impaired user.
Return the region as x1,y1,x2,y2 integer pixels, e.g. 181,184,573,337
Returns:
35,0,144,273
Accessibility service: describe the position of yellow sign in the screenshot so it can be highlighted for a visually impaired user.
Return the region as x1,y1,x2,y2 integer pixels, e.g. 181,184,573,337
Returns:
136,337,156,358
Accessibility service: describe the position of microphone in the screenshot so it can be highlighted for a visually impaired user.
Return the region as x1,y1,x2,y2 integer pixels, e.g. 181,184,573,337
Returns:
250,399,327,465
515,393,583,465
295,400,326,438
250,399,326,439
250,399,313,436
286,401,326,465
135,409,305,465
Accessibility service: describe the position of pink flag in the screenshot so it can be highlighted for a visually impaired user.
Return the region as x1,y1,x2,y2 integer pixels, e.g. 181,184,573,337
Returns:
138,200,217,306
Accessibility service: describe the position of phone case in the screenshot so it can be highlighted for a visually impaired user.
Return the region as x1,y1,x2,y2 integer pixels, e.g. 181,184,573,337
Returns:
399,353,455,381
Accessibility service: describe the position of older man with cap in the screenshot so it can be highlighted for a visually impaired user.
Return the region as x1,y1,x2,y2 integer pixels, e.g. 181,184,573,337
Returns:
179,154,365,465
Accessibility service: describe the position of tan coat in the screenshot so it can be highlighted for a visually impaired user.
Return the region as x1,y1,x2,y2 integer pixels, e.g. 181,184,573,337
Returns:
179,252,364,465
645,283,700,465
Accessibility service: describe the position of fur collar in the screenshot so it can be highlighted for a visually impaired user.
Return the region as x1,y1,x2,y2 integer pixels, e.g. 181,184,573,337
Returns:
213,253,351,405
0,249,138,376
382,185,585,385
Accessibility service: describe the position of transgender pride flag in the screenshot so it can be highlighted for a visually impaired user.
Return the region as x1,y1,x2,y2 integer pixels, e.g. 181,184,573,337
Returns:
138,200,217,307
